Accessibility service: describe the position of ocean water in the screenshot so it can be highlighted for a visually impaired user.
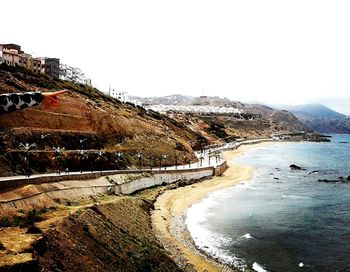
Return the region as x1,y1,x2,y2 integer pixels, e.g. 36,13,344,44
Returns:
186,135,350,272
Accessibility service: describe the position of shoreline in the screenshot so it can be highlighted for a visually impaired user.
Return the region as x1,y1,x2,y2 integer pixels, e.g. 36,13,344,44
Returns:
151,142,275,271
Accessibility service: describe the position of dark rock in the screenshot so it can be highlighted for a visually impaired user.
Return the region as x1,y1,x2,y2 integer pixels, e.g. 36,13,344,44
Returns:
339,176,344,180
26,224,42,234
347,176,350,181
290,164,304,170
318,179,339,183
309,170,319,174
273,177,279,180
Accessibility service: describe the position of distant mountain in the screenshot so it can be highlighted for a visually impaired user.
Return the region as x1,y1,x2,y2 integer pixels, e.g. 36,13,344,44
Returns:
274,104,346,119
273,104,350,133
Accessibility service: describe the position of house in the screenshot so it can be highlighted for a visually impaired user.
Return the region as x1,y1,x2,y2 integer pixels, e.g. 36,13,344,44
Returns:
59,63,92,86
108,88,129,103
2,47,20,66
43,58,60,79
0,45,3,64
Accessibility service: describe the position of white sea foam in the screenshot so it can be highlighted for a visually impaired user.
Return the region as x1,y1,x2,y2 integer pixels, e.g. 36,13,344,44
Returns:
242,233,253,239
186,189,250,271
282,194,308,199
252,262,268,272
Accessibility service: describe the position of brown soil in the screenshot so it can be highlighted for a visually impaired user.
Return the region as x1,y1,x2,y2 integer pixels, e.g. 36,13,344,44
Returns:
0,193,182,272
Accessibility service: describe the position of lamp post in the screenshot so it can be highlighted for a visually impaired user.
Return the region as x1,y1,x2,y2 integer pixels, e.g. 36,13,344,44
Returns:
19,143,36,177
79,138,87,152
115,152,123,170
200,156,204,167
135,152,143,170
78,149,86,173
79,138,87,146
40,133,50,151
52,147,65,175
162,154,168,170
96,151,104,173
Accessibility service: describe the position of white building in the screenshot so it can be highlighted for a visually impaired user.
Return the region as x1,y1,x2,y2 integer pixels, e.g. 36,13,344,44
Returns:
108,87,129,103
0,45,3,64
146,104,244,114
59,63,92,86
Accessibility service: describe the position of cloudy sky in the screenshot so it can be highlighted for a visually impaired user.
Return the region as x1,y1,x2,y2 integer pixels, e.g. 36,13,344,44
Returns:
2,0,350,113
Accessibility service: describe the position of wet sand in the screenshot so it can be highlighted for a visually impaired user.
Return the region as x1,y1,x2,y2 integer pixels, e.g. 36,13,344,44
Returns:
151,142,274,271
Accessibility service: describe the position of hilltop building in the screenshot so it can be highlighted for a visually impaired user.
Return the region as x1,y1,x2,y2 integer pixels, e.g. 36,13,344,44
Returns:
109,88,128,102
0,45,3,64
0,43,91,86
43,58,60,79
2,44,22,53
2,47,20,66
59,64,92,86
108,88,129,103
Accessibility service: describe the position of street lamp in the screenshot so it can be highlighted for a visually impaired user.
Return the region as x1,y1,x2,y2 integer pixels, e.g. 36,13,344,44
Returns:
19,143,36,177
40,133,50,151
135,152,143,170
200,156,204,167
79,138,87,151
115,152,123,170
52,147,65,175
79,138,87,145
77,149,86,173
162,154,168,170
96,151,104,173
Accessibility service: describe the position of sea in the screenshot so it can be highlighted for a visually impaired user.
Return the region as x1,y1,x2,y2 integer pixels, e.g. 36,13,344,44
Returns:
186,135,350,272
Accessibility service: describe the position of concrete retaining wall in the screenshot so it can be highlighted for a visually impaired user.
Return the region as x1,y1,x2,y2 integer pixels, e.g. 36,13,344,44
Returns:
0,170,148,192
0,162,228,214
213,161,228,176
114,167,214,195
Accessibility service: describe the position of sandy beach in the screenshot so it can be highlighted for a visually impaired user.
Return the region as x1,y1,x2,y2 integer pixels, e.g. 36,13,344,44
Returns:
151,142,274,272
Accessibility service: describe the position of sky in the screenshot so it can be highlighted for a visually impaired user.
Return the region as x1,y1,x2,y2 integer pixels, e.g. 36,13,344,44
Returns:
2,0,350,114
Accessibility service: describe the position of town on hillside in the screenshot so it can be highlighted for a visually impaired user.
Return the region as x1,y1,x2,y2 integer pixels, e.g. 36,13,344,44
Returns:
0,43,91,87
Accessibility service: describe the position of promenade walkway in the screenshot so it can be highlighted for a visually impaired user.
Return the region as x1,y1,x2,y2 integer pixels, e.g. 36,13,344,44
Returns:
0,138,272,185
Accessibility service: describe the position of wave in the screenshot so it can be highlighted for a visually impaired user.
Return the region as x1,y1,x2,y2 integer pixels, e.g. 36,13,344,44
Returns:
282,194,309,199
242,233,253,239
252,262,269,272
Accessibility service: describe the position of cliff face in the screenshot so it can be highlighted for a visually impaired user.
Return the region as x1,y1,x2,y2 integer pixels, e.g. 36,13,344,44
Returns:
33,198,181,272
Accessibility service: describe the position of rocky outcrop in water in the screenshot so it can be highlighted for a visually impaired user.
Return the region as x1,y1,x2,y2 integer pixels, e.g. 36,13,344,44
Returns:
318,176,350,183
289,164,305,171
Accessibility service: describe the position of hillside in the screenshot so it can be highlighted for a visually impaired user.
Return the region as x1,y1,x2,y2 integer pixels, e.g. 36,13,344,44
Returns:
274,104,350,133
137,95,307,139
0,65,307,176
0,65,208,176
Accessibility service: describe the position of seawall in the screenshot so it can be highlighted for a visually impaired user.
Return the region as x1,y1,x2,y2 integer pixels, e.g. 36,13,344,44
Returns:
0,162,228,215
